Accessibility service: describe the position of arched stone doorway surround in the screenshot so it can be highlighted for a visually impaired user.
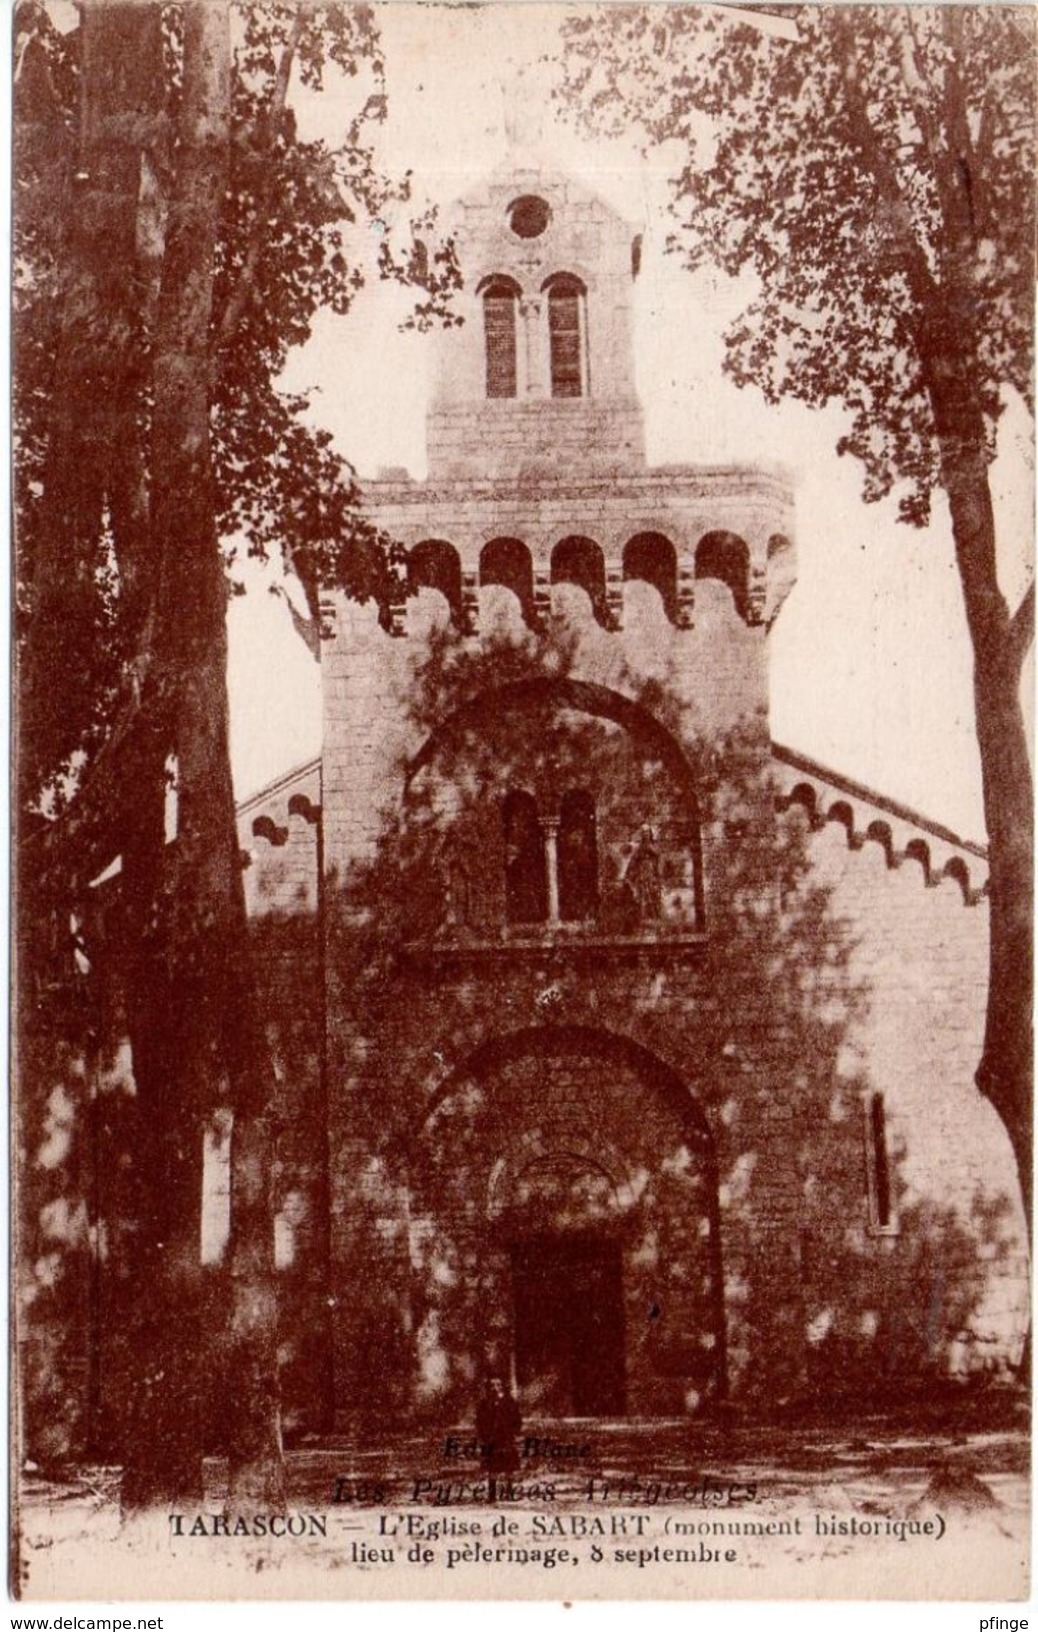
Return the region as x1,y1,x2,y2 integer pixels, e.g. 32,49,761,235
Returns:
401,1024,727,1421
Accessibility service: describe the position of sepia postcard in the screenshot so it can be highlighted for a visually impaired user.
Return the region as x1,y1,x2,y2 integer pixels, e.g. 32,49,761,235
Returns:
10,0,1034,1610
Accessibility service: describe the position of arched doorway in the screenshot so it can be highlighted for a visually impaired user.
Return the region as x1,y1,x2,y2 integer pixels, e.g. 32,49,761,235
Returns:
408,1026,725,1420
489,1146,632,1416
511,1234,627,1416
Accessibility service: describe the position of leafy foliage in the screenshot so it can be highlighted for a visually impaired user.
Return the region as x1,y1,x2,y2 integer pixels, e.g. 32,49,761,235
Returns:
558,5,1034,524
324,616,1019,1419
558,5,1035,1271
14,0,460,816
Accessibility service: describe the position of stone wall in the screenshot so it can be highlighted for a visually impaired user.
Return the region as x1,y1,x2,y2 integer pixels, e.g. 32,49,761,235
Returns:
791,813,1027,1382
230,631,1027,1431
238,150,1029,1429
308,574,1027,1424
426,167,642,479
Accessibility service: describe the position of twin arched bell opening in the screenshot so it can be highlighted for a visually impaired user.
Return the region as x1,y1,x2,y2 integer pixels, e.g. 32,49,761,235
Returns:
479,272,589,400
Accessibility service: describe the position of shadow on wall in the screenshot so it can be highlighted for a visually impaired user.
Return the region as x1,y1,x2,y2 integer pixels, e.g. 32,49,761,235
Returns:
798,1189,1021,1411
15,620,1026,1459
17,907,330,1460
323,619,1026,1427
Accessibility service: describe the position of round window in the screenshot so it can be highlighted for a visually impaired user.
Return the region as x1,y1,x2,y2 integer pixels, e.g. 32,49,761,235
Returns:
508,195,551,239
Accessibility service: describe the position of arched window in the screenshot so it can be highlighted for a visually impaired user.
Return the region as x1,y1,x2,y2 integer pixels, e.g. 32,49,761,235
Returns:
558,790,598,922
544,274,586,398
551,536,606,615
409,539,464,624
503,790,548,924
480,537,536,622
695,532,750,619
482,277,520,398
623,533,678,617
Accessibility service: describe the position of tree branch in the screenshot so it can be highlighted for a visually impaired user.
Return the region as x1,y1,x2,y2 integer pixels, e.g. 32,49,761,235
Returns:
832,15,941,321
22,687,152,886
1010,579,1035,669
937,9,997,253
899,11,982,259
213,5,314,355
23,592,171,888
271,582,320,660
901,12,951,185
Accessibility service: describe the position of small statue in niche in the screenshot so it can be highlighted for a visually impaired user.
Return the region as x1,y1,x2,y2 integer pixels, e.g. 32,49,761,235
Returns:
622,824,662,923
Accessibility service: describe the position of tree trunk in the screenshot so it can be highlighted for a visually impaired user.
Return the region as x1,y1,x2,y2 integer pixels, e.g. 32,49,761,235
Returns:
16,0,164,816
19,0,289,1506
223,1019,287,1508
11,0,181,1490
958,524,1033,1239
118,720,209,1505
925,334,1034,1259
122,0,286,1508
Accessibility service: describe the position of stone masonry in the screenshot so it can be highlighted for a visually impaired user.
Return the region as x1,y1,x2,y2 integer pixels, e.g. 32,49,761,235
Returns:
237,161,1026,1433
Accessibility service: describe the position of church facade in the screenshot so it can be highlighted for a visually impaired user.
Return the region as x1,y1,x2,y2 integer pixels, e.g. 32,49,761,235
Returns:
234,163,1026,1435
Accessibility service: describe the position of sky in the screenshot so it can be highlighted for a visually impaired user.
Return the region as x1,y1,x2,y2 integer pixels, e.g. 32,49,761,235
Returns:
226,1,1034,844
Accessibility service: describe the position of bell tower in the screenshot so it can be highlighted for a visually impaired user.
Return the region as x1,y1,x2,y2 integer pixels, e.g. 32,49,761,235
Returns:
319,160,808,1427
321,161,798,883
425,167,646,479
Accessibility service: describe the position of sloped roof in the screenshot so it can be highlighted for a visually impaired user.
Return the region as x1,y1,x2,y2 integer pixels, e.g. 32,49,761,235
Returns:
772,743,988,903
236,758,321,826
237,747,989,905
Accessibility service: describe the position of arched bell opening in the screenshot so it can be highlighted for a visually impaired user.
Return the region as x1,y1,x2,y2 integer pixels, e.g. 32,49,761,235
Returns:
695,531,750,620
480,537,536,625
542,272,588,398
479,274,521,399
623,532,679,620
409,539,464,626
